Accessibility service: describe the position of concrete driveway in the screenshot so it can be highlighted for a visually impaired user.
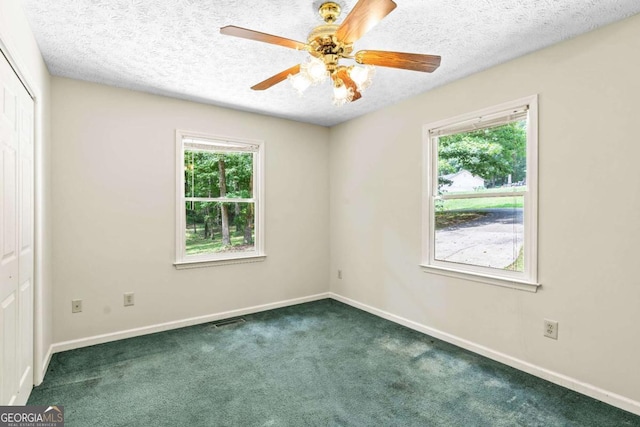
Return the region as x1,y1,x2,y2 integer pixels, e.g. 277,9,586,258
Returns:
435,208,524,270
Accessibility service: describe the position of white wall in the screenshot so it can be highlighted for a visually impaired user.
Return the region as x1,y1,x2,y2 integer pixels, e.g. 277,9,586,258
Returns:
0,0,53,384
329,13,640,409
51,77,330,343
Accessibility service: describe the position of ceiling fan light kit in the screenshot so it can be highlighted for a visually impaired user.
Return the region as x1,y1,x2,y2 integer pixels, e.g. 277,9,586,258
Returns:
220,0,441,106
287,72,312,96
302,56,330,84
332,83,354,106
348,64,375,90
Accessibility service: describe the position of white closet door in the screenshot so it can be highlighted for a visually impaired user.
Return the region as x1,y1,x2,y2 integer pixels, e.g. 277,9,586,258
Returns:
0,52,34,406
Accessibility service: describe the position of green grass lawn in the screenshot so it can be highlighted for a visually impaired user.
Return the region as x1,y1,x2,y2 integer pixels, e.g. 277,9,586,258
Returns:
186,224,253,255
442,196,524,211
504,246,524,272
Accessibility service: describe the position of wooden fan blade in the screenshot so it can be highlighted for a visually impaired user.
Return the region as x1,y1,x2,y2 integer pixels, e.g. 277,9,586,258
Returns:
220,25,308,51
335,0,397,44
355,50,441,72
251,64,301,91
335,68,362,102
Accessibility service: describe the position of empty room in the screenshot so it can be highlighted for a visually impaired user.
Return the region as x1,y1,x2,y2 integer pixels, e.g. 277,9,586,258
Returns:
1,0,640,425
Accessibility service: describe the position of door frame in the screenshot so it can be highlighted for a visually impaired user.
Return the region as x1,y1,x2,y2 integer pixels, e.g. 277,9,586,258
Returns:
0,34,48,388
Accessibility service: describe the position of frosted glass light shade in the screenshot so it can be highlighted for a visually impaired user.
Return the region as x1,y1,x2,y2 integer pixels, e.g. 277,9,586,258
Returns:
302,56,329,84
349,65,375,91
288,73,312,95
332,83,354,106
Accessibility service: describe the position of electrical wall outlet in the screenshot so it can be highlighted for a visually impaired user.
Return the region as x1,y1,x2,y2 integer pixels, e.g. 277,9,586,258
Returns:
72,299,82,313
124,292,135,307
544,319,558,339
337,270,342,279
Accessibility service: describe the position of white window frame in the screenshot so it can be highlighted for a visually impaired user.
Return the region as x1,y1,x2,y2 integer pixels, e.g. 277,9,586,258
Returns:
421,96,539,292
174,130,266,269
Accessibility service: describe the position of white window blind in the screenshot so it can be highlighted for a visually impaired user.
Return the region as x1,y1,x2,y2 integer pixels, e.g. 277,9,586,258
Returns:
429,106,529,138
183,138,260,153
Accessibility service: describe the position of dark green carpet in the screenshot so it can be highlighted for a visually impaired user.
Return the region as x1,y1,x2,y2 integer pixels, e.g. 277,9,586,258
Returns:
29,299,640,426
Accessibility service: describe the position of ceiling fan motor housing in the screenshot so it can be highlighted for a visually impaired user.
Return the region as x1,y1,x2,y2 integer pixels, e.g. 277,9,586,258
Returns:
307,24,353,73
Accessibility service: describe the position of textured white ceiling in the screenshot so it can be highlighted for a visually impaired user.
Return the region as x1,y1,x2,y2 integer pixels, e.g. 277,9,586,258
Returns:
21,0,640,126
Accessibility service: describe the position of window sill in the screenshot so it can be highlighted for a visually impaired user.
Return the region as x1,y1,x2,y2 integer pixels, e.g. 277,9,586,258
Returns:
420,264,540,293
174,254,267,270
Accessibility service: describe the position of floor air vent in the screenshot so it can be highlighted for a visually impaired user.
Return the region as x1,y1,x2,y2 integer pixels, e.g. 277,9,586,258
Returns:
210,317,246,328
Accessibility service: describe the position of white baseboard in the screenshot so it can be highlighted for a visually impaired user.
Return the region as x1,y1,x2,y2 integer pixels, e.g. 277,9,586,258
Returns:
329,292,640,417
47,290,640,417
37,345,53,385
51,292,330,354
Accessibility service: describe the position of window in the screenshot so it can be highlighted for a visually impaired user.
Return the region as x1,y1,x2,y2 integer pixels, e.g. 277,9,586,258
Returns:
175,131,265,268
422,96,538,291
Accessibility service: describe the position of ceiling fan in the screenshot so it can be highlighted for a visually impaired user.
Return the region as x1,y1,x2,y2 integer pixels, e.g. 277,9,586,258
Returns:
220,0,441,105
